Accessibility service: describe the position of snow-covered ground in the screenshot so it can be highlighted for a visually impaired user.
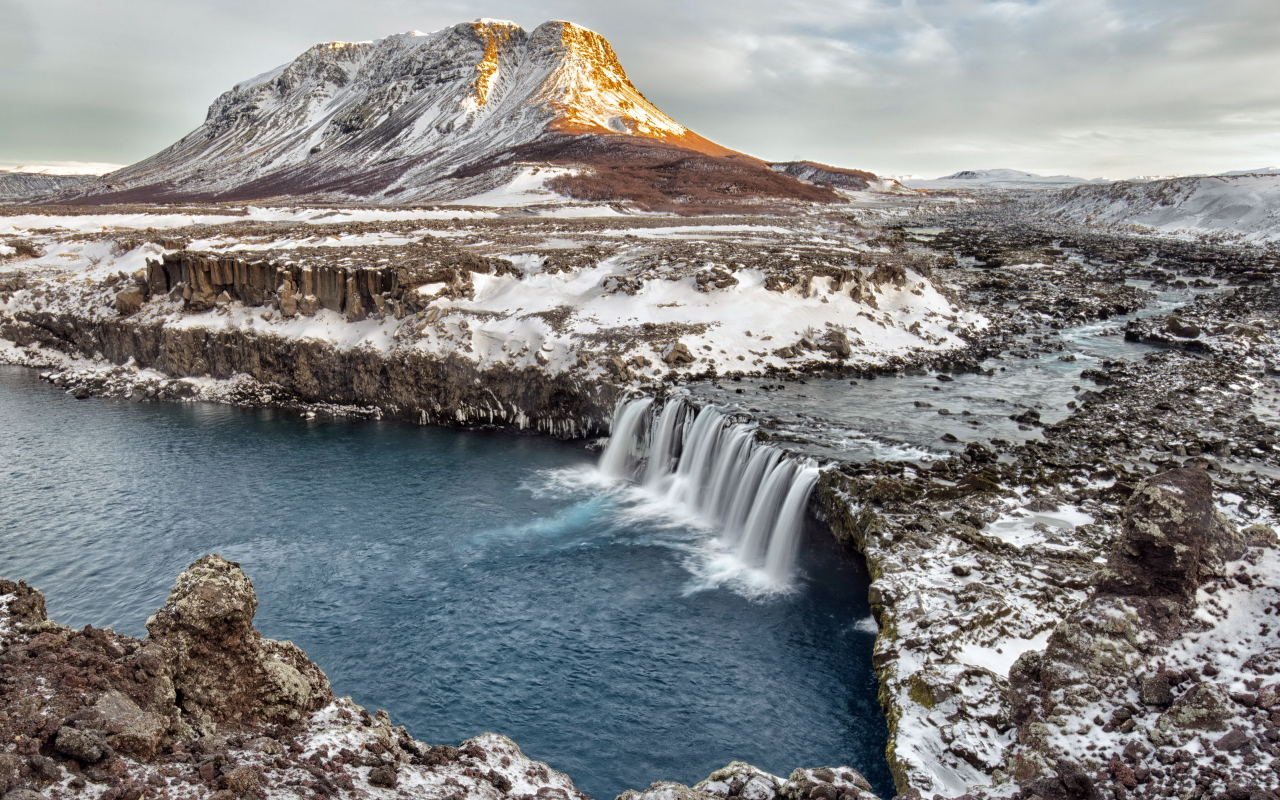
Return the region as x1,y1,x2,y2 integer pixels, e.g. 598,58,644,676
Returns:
0,210,988,390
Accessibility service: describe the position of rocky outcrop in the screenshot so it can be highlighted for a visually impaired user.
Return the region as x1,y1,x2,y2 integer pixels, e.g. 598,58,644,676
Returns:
145,555,331,731
0,558,590,800
618,761,882,800
1,310,616,437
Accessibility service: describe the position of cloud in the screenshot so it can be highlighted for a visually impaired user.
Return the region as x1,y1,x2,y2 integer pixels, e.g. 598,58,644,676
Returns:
1,0,1278,177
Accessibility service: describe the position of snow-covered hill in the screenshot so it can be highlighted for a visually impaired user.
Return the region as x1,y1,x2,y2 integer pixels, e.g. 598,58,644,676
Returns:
905,169,1108,190
0,173,93,203
53,20,840,210
1040,174,1280,241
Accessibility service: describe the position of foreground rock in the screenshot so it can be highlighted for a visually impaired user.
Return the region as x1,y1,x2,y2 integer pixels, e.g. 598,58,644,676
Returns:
0,555,590,800
619,762,880,800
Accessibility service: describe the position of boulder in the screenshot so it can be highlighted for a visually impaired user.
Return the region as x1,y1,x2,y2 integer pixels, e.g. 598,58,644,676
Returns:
1020,760,1100,800
145,555,332,729
93,690,167,758
53,726,111,763
663,342,696,366
114,287,146,316
695,762,782,800
820,330,853,359
1150,682,1231,745
1095,468,1243,601
1164,316,1201,339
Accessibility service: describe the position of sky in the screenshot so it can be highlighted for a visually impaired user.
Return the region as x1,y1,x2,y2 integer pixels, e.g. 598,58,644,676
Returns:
2,0,1279,179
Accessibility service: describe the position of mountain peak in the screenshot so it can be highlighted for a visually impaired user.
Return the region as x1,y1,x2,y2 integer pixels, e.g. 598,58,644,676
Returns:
52,20,834,209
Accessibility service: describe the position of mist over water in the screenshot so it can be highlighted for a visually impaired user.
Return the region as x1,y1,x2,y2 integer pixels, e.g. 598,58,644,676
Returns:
0,366,892,799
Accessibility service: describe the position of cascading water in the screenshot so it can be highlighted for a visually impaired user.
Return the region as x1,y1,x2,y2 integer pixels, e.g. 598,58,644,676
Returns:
599,397,654,479
600,397,820,586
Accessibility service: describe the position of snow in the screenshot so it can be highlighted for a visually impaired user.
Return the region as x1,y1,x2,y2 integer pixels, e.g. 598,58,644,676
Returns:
905,169,1109,190
1043,174,1280,242
457,166,580,206
954,628,1051,678
0,162,122,176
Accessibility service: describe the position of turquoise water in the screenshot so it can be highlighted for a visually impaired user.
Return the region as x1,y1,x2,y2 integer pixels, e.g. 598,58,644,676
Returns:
0,366,891,799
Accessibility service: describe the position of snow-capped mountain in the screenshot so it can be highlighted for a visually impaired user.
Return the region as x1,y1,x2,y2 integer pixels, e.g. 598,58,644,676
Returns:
904,169,1109,190
55,20,840,209
1218,166,1280,176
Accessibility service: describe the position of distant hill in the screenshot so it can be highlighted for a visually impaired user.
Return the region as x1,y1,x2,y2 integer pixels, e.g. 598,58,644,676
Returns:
904,169,1109,190
1039,174,1280,241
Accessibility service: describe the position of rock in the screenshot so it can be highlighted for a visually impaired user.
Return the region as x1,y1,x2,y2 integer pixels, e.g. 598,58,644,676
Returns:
779,767,874,800
619,783,716,800
1151,683,1231,744
696,762,783,800
1165,316,1201,339
297,294,320,316
936,374,954,382
145,554,332,728
0,755,21,791
54,726,111,763
115,287,146,316
1258,683,1280,711
1215,728,1252,752
1094,468,1243,601
367,766,397,788
1139,674,1174,707
222,767,260,797
663,342,696,366
606,356,633,381
3,790,45,800
93,690,167,758
820,330,852,359
1021,759,1100,800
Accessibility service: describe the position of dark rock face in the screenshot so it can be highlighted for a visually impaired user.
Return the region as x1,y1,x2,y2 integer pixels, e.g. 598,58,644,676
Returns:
1020,760,1100,800
1,309,616,437
1095,468,1244,601
145,555,331,730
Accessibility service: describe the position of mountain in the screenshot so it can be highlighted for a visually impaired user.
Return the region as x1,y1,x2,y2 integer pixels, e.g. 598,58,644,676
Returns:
0,173,94,203
1218,166,1280,176
53,20,844,211
768,161,910,194
1040,174,1280,241
904,169,1109,190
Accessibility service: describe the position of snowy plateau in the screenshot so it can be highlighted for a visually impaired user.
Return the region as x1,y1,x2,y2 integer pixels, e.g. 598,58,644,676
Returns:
2,15,1280,800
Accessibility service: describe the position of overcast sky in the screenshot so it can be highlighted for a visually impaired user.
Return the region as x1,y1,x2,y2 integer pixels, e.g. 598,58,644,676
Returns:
2,0,1278,178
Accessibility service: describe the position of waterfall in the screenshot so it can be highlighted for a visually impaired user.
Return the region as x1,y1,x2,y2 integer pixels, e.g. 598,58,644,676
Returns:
600,397,820,586
643,400,686,487
599,397,654,480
